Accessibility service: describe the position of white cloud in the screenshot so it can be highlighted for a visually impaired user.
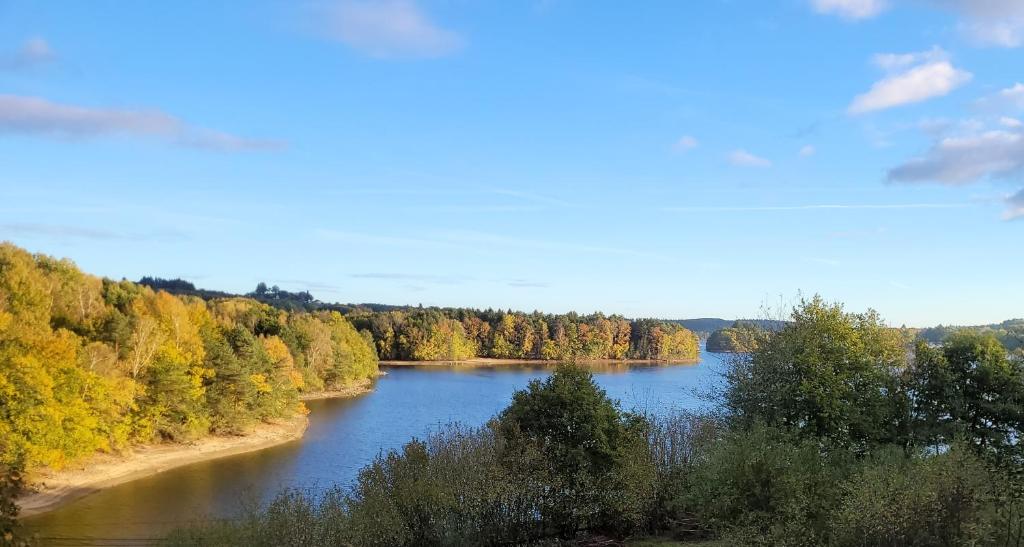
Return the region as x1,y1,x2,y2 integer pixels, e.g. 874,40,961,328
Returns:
890,114,1024,220
799,144,817,157
976,83,1024,112
848,48,972,114
1,37,54,70
673,135,698,152
930,0,1024,47
812,1,1024,48
811,0,887,20
326,0,461,58
888,129,1024,185
1000,117,1023,128
0,94,282,151
728,149,772,168
872,46,945,71
1006,189,1024,220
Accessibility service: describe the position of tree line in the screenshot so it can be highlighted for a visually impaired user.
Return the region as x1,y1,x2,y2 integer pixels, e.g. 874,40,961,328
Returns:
916,318,1024,352
165,296,1024,546
0,243,378,476
347,308,699,362
139,277,701,363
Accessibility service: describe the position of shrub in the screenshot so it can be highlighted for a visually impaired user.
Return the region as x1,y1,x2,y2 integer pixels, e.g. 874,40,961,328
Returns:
671,423,851,546
831,446,1001,547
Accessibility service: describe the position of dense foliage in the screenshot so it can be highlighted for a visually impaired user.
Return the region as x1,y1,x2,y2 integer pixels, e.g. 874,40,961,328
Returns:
917,319,1024,352
0,243,378,473
725,298,911,450
349,309,699,362
166,296,1024,546
142,278,701,362
705,321,766,353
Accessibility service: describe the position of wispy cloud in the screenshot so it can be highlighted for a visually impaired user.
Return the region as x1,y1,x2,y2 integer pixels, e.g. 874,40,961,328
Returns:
316,229,451,249
0,95,283,151
928,0,1024,48
663,203,970,212
507,279,550,288
811,0,887,20
323,0,462,58
437,230,667,259
487,188,579,208
804,257,841,267
1000,117,1023,128
811,1,1024,48
672,135,699,152
346,272,549,289
1005,189,1024,220
728,149,772,168
1,222,186,242
350,272,469,285
849,47,971,114
0,38,54,70
316,228,666,259
799,144,817,157
975,83,1024,113
269,279,347,294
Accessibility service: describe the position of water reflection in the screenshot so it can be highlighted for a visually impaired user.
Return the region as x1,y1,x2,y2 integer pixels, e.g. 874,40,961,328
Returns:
26,352,726,542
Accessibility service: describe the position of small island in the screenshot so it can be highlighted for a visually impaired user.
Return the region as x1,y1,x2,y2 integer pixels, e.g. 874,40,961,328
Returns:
706,321,767,353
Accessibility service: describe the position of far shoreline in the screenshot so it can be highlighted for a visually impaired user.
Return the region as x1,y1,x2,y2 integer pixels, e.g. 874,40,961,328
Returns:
379,357,701,367
18,381,374,519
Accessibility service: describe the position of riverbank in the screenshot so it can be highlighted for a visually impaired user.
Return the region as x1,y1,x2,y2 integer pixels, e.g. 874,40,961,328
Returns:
379,357,700,367
17,414,309,518
299,377,375,401
18,381,376,518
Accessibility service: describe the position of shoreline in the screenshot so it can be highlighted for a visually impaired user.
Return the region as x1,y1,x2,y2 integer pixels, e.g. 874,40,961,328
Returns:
379,357,700,367
18,383,374,519
299,377,375,401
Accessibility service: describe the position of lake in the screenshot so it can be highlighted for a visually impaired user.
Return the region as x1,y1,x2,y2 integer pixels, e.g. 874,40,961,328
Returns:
25,350,728,545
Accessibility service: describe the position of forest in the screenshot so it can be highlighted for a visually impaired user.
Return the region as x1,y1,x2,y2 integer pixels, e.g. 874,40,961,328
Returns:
160,297,1024,546
0,243,378,477
348,309,700,362
141,277,701,363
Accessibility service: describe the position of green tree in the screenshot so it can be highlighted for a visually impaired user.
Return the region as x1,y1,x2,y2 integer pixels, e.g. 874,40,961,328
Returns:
725,297,909,450
496,365,653,537
911,331,1024,458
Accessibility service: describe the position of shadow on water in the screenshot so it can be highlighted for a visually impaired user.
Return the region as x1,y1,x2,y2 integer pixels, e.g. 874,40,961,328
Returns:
24,352,728,542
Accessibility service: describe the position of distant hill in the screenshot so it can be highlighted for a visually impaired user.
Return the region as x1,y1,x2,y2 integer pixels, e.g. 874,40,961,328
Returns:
672,318,733,334
673,318,788,337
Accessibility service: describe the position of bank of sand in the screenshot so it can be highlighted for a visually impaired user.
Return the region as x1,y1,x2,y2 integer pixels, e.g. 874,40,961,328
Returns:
18,379,374,518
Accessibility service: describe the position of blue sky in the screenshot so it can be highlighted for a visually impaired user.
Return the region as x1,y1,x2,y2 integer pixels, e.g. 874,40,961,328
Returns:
1,0,1022,326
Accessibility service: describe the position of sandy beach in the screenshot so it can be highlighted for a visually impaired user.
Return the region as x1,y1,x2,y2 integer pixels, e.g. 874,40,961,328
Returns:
299,377,375,401
18,381,376,518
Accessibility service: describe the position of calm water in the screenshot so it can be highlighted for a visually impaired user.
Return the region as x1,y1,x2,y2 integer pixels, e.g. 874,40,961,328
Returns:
26,350,727,544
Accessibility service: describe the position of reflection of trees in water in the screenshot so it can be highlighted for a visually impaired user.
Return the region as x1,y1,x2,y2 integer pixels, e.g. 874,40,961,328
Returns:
398,361,700,375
